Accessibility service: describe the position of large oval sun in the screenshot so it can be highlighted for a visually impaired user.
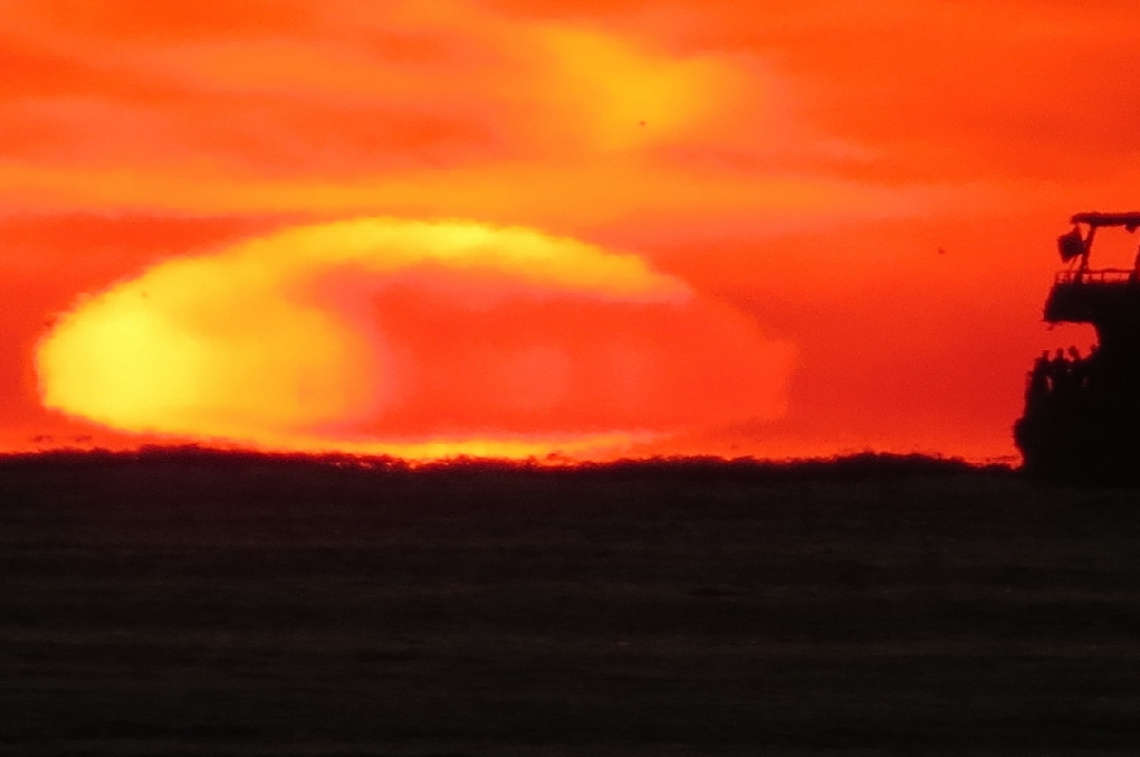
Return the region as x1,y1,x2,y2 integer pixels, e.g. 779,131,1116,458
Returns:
36,218,793,459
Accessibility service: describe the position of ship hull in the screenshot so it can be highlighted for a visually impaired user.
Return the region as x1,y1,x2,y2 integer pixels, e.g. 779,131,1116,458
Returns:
1015,402,1140,484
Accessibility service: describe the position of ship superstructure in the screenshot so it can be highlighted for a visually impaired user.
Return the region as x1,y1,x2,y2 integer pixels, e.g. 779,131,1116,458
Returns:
1015,212,1140,482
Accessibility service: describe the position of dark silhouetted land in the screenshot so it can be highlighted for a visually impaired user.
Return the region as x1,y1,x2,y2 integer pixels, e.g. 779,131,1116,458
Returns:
3,448,1140,755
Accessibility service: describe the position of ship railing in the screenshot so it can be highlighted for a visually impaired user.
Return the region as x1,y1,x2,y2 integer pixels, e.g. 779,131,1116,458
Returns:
1054,268,1138,286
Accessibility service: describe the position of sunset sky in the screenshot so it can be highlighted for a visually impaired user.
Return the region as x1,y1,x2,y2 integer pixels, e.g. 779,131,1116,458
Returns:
4,0,1140,462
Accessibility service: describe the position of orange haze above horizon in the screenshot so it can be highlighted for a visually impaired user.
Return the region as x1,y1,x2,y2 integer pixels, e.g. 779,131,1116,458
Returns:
3,0,1138,462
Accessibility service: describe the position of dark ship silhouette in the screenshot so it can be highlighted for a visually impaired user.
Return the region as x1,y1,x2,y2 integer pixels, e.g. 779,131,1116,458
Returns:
1015,212,1140,483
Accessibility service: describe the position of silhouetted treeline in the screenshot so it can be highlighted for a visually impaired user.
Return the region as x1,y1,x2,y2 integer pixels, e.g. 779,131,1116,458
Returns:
0,445,1006,484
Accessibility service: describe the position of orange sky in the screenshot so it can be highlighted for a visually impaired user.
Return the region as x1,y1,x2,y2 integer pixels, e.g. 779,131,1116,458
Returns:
4,0,1138,462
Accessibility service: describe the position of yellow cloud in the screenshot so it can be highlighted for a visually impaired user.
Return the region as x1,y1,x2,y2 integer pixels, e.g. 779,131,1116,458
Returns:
537,27,739,152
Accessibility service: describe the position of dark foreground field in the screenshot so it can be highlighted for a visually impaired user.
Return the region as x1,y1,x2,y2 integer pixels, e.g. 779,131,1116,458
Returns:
3,450,1140,756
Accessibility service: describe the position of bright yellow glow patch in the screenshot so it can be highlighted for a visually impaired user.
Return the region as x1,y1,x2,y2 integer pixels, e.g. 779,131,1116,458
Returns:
542,28,732,151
